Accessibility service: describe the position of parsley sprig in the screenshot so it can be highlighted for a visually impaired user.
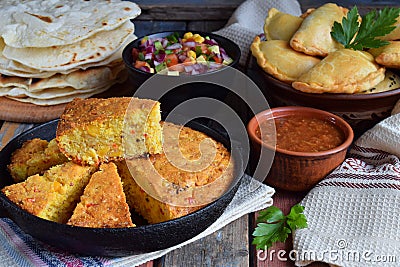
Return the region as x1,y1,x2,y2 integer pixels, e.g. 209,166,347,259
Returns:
331,6,400,50
252,204,308,250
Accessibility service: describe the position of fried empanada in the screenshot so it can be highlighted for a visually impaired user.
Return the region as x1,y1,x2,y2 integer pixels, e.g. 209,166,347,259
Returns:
292,49,385,94
264,8,303,41
369,41,400,68
359,70,400,94
250,36,321,83
290,3,347,57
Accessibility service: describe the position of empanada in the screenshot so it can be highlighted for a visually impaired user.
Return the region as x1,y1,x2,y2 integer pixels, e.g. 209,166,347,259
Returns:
290,3,347,57
359,70,400,94
264,8,303,41
292,49,386,94
369,41,400,68
250,36,321,83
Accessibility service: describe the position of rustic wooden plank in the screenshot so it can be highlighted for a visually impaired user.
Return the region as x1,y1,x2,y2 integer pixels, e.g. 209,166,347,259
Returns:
133,21,187,38
162,215,250,267
133,0,243,20
187,20,227,32
299,0,400,12
0,122,36,149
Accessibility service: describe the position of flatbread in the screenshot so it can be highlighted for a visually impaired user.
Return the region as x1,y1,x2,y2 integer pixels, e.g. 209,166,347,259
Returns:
0,34,136,78
292,49,385,94
7,85,111,105
0,0,141,48
290,3,347,57
0,62,125,93
2,21,134,71
251,36,321,83
264,8,303,41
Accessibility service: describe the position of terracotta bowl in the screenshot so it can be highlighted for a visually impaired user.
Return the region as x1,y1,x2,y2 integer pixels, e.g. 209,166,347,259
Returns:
247,106,354,192
247,57,400,137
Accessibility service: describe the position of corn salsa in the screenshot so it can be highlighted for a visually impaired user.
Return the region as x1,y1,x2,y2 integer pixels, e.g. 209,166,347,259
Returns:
256,116,345,153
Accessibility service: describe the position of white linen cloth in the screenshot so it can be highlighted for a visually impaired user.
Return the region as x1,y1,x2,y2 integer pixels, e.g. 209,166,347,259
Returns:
293,100,400,267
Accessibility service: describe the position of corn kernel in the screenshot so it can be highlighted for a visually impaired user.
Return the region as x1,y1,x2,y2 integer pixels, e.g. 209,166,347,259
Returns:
187,50,196,59
193,34,205,43
183,32,193,39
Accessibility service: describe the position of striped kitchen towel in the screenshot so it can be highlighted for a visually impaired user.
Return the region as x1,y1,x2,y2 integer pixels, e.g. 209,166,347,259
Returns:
293,100,400,267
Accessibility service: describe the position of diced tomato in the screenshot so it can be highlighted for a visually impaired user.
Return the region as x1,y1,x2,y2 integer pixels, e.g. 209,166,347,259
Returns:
213,56,223,64
165,54,179,67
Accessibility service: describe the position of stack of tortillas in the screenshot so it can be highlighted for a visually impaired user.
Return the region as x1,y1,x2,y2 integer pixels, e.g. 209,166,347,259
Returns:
0,0,141,105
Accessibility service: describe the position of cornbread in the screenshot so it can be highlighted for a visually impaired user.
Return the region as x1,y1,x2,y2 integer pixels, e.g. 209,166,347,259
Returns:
68,162,134,228
116,122,234,224
8,138,68,183
56,97,163,165
2,162,93,223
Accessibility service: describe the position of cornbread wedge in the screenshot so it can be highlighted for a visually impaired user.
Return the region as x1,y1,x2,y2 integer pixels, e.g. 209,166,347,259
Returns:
116,122,234,224
56,97,163,165
68,162,134,228
7,138,68,183
2,162,94,223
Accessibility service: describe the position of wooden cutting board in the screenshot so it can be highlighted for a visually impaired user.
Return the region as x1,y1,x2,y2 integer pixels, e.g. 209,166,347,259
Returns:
0,80,136,123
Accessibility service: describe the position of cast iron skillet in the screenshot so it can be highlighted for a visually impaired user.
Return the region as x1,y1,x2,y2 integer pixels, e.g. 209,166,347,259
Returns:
0,119,243,257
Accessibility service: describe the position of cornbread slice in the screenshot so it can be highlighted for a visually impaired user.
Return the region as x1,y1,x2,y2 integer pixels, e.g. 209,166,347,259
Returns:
115,122,234,224
2,162,94,223
8,138,68,182
56,97,163,166
67,162,134,228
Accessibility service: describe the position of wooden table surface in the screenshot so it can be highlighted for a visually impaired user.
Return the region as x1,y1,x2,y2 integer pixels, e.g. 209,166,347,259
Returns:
1,1,399,266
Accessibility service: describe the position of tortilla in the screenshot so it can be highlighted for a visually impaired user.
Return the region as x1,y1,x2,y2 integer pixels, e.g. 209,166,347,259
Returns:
0,62,125,93
0,34,136,78
0,0,141,48
2,21,134,71
7,86,111,105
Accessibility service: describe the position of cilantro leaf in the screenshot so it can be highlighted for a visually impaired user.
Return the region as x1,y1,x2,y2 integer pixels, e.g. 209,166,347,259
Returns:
331,6,400,50
286,204,308,230
331,6,359,48
252,222,290,250
252,204,308,251
256,206,284,223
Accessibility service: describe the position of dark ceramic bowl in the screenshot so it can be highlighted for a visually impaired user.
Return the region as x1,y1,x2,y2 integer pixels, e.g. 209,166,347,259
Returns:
247,106,354,192
122,31,241,113
0,119,243,256
247,56,400,137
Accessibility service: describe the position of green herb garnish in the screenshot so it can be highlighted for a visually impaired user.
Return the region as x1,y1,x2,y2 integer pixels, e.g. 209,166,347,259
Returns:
331,6,400,50
252,204,308,250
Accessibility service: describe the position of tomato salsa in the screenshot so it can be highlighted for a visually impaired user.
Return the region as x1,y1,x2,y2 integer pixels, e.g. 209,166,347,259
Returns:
131,32,233,75
256,115,345,153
